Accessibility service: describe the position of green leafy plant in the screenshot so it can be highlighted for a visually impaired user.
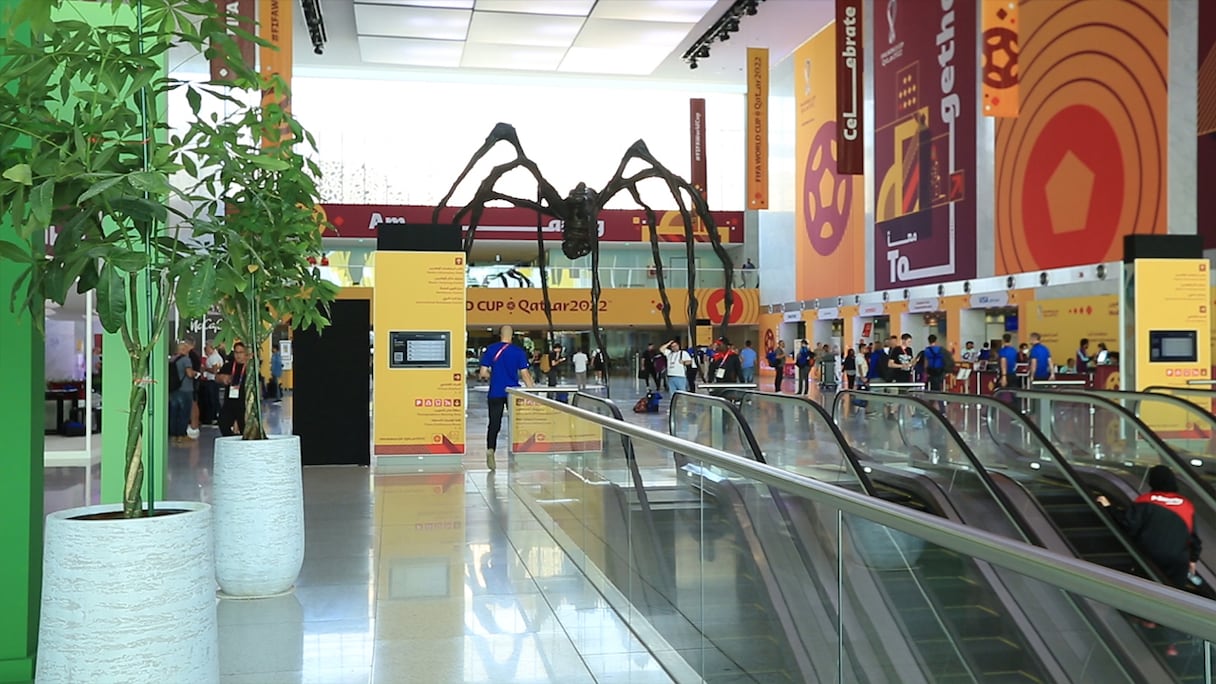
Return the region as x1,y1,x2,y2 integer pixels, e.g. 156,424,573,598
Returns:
0,0,327,515
178,82,337,440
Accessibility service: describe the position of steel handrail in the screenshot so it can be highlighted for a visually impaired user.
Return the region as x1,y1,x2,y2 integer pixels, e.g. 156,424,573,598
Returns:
831,390,1043,547
993,388,1216,518
506,387,1216,642
720,389,876,497
667,390,765,464
914,390,1168,586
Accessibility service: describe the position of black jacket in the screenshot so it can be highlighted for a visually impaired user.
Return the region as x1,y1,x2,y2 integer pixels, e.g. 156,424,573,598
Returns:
1117,491,1201,586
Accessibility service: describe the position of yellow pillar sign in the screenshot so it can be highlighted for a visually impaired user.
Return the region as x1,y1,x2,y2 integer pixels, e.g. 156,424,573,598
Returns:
373,251,466,459
1134,259,1211,390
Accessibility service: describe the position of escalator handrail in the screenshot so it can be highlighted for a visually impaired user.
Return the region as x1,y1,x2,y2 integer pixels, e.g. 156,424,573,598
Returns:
667,390,766,464
830,389,1044,547
509,387,1216,644
993,388,1216,521
721,389,877,497
914,390,1169,587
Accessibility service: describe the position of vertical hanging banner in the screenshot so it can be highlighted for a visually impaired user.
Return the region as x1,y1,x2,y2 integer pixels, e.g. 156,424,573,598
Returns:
689,98,707,197
793,28,866,301
873,0,977,288
210,0,256,81
746,48,769,209
835,0,864,174
981,0,1020,117
259,0,293,109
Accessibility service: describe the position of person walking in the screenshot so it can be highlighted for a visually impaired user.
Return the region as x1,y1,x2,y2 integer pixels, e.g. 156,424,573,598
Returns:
479,326,535,470
772,340,788,393
662,339,692,393
169,341,197,444
572,347,589,390
795,340,813,395
739,340,758,384
1028,332,1055,384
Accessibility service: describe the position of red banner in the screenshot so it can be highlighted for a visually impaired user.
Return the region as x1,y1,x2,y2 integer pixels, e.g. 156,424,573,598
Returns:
835,0,864,174
210,0,256,81
689,98,707,197
319,204,745,243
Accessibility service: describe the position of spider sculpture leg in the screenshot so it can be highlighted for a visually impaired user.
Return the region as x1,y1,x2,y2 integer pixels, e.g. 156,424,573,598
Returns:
625,186,675,339
600,141,735,344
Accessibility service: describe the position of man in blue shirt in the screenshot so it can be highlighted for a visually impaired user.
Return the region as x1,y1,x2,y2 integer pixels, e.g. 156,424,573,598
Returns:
1028,332,1055,383
998,333,1020,388
479,325,534,470
739,340,758,384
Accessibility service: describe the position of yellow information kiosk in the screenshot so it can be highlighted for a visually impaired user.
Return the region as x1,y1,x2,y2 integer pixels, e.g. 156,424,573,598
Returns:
373,225,466,466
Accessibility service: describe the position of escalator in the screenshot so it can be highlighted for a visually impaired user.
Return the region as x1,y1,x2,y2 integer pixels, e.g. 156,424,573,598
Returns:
705,390,1070,682
723,389,1188,681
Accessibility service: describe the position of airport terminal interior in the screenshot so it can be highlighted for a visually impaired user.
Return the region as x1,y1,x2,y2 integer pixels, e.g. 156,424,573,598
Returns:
8,0,1216,682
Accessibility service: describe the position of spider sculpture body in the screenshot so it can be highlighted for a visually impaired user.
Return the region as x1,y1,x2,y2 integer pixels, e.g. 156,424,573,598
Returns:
433,123,735,382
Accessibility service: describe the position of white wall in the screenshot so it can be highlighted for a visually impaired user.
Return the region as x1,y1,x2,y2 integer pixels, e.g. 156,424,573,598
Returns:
290,77,745,211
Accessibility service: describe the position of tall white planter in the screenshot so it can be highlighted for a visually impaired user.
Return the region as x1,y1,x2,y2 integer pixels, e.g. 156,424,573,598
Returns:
213,434,305,597
37,501,217,684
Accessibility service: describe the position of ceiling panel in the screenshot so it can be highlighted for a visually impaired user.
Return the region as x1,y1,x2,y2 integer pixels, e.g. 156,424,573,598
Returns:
589,0,718,23
559,46,670,75
353,4,471,41
374,0,476,8
473,0,595,16
466,11,584,48
572,18,695,51
461,42,566,70
357,35,465,67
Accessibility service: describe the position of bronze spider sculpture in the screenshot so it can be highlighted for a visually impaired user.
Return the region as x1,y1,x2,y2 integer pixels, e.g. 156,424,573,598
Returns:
433,123,735,385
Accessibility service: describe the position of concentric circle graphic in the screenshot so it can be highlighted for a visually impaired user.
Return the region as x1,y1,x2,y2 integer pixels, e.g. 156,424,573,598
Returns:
802,122,853,257
995,1,1167,274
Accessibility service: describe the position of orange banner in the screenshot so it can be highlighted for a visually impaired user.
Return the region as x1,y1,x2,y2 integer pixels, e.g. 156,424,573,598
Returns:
982,0,1020,117
995,0,1167,274
747,47,769,209
793,27,865,300
464,288,759,328
259,0,293,110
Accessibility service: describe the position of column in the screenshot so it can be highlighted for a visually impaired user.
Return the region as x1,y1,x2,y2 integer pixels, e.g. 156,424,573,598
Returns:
0,5,42,679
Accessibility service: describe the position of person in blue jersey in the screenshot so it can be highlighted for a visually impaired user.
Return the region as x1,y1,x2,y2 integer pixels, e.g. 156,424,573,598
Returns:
997,333,1020,388
479,325,534,470
1027,332,1055,383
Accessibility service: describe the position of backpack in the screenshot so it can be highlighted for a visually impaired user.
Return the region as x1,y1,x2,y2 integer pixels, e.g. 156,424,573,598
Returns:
168,355,183,392
925,345,944,371
766,350,778,367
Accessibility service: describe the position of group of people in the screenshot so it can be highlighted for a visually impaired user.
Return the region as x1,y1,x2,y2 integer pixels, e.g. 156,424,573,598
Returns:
168,338,278,443
640,338,761,392
762,331,1072,394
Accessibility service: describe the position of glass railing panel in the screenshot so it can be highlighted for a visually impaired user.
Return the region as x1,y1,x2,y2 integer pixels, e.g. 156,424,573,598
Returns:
729,391,867,492
505,388,1216,684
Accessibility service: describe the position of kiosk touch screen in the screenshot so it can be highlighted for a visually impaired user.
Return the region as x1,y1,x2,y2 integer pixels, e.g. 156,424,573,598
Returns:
1148,330,1198,363
389,331,451,369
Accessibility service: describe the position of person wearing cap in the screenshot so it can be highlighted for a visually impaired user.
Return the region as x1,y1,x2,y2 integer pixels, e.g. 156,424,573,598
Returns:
1099,465,1202,656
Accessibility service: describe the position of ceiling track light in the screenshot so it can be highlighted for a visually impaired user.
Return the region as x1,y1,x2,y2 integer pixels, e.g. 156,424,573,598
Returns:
300,0,328,55
682,0,767,69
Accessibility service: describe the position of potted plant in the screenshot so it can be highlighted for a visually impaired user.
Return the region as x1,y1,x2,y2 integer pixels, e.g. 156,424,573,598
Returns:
0,0,273,678
180,78,337,597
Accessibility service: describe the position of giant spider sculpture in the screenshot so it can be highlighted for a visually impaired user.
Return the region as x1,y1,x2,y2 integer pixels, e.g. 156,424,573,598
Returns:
433,123,735,383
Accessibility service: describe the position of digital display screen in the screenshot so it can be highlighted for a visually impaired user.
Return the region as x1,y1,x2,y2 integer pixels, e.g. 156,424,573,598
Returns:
388,331,451,369
1149,330,1198,363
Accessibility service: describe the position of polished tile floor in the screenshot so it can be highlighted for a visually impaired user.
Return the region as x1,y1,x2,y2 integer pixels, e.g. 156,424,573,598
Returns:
45,376,826,684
